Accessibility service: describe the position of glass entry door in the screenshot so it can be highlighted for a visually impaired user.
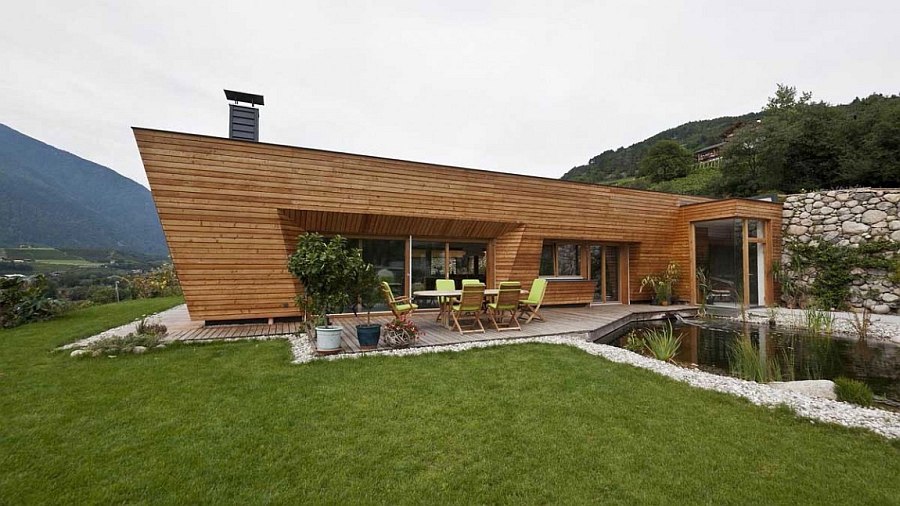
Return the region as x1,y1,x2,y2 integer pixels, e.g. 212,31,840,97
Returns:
590,245,620,303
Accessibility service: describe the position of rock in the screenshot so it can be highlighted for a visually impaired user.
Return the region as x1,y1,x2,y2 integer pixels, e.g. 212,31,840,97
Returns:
892,230,900,242
836,193,850,201
70,349,90,358
854,192,874,201
782,210,793,218
872,221,888,228
850,206,866,214
819,206,834,215
850,267,866,276
823,217,839,225
812,201,825,209
800,218,813,226
786,225,808,235
884,193,900,203
873,304,891,314
883,293,899,303
91,350,103,357
154,344,167,349
770,380,837,400
822,231,840,242
861,210,888,224
133,346,148,354
828,201,842,209
799,211,811,219
876,201,894,211
844,199,858,208
842,221,869,234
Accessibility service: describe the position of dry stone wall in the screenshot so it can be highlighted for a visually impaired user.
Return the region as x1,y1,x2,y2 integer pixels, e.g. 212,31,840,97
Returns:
782,188,900,314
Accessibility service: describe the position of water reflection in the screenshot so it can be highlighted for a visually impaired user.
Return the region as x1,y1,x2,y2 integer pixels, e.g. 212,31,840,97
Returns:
602,319,900,402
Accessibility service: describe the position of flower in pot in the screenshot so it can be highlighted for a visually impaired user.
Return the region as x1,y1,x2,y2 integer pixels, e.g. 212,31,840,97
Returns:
352,264,383,351
287,233,366,354
640,261,679,306
382,317,421,349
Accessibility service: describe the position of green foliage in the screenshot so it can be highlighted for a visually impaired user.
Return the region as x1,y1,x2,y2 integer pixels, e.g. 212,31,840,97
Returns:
83,332,162,356
787,239,899,309
639,261,679,304
129,264,182,299
637,140,693,182
650,165,722,195
351,263,382,325
728,338,783,383
834,377,874,407
641,322,682,362
716,85,900,196
0,275,67,328
803,308,834,335
287,233,367,326
562,112,760,183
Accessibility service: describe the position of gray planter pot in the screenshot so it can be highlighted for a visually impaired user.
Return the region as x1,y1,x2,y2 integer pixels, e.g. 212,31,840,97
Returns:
315,326,343,353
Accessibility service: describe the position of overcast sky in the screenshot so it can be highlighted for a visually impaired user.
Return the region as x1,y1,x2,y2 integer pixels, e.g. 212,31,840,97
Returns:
2,1,898,188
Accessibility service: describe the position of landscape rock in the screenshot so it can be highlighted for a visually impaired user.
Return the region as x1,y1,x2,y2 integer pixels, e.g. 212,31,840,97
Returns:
133,346,148,354
861,209,888,224
841,221,869,234
770,380,837,400
70,349,89,358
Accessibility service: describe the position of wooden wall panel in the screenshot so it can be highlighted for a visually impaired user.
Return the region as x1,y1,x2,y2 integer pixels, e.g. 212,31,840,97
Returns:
134,128,780,321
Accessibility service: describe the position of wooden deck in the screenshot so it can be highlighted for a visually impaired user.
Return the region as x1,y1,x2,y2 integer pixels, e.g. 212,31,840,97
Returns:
334,304,696,352
165,304,697,351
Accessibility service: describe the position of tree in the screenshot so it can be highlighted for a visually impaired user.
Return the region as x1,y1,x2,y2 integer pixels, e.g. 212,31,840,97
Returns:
637,140,693,183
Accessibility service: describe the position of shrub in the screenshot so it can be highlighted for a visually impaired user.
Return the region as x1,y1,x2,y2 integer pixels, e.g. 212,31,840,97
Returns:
834,377,874,407
84,332,162,356
624,322,682,362
129,264,182,299
135,318,168,337
0,275,67,328
728,338,785,383
87,285,118,304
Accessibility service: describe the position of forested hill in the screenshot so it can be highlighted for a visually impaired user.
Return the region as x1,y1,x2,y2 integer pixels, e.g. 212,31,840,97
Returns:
562,112,762,183
0,124,168,256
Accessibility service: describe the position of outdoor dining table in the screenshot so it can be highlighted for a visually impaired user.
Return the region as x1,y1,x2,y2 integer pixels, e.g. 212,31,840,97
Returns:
412,288,528,329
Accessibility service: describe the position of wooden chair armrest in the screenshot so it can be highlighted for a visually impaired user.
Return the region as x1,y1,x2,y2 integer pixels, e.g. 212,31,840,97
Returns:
393,296,412,303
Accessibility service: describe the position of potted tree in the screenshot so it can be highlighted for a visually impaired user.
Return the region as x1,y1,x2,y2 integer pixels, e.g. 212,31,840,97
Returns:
352,264,383,350
287,233,365,354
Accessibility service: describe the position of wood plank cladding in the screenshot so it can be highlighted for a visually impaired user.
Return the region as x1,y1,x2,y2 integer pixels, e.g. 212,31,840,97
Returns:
134,128,781,322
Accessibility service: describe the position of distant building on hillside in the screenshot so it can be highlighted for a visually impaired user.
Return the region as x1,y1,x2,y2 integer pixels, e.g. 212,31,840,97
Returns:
694,142,725,167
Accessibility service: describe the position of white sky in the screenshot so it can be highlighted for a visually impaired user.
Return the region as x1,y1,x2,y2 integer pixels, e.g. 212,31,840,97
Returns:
1,1,898,188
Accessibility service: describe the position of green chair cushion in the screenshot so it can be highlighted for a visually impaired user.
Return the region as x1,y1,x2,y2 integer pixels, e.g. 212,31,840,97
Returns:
395,303,418,311
453,304,480,311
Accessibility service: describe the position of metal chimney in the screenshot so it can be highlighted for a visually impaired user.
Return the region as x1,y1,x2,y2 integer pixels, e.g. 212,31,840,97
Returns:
224,90,264,142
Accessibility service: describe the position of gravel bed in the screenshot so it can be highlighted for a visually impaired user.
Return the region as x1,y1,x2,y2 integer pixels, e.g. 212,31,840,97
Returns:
287,333,900,440
746,307,900,344
59,311,176,350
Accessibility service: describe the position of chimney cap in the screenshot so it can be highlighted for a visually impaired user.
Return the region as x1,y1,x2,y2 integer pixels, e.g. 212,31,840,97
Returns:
224,89,264,107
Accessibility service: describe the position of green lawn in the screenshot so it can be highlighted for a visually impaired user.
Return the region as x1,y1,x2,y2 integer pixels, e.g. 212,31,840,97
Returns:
1,299,898,504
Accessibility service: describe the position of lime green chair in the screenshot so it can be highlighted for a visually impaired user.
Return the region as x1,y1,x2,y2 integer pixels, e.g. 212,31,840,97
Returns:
380,281,418,319
487,281,522,331
519,278,548,324
461,279,481,286
451,283,485,334
435,278,457,322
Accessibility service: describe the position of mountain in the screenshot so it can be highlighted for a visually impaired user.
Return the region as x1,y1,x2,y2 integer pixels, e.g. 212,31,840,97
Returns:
562,112,762,183
0,124,168,257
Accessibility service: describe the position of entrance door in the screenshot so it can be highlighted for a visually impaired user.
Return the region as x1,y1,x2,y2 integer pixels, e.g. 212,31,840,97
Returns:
590,245,620,303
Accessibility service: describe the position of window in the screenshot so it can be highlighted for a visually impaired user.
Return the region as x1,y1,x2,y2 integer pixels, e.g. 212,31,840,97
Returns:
540,241,582,277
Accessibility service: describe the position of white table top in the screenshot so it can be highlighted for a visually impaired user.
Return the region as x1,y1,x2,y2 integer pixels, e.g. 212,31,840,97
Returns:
413,288,526,297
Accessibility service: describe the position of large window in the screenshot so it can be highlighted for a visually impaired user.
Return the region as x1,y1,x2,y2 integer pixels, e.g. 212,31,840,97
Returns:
539,242,582,277
694,219,766,307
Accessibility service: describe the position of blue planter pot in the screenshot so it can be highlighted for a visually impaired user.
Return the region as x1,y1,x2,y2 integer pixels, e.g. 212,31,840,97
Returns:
356,324,381,350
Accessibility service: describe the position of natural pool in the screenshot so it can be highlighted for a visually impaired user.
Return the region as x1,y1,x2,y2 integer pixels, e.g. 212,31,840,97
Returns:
598,318,900,406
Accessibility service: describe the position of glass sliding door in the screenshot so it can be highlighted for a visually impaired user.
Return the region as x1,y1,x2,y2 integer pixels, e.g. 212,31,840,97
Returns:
412,239,489,308
360,238,406,310
590,245,621,303
448,242,487,285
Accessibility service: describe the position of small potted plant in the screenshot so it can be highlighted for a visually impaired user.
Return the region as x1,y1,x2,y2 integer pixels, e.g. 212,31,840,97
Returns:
352,265,383,350
382,317,421,348
640,261,679,306
287,233,366,354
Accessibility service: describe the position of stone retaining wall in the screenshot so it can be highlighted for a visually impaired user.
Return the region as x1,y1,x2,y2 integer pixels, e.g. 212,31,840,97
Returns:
782,188,900,314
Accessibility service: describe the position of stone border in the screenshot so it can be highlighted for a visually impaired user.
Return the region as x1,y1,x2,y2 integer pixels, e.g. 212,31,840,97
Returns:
286,333,900,440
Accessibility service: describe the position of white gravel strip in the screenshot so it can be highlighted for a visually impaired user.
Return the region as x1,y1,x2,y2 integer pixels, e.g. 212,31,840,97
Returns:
286,333,900,440
746,307,900,344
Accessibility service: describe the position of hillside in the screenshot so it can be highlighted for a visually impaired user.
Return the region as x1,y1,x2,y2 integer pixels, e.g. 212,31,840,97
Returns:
562,112,762,183
0,124,168,256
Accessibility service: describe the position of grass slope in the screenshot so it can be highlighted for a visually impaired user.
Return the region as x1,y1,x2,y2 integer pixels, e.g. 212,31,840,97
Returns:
1,300,897,504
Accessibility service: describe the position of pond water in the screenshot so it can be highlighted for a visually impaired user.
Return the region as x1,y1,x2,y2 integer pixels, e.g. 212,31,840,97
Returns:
597,318,900,404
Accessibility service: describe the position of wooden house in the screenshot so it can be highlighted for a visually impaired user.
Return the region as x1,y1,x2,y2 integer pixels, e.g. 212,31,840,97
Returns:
133,127,781,324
